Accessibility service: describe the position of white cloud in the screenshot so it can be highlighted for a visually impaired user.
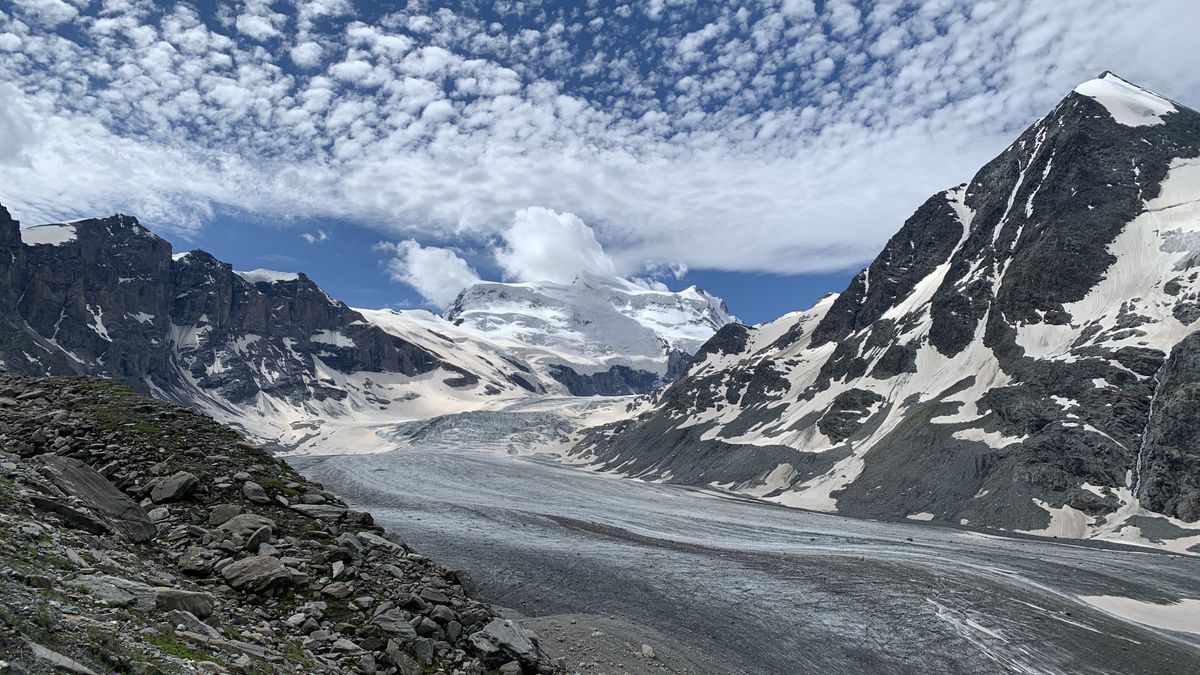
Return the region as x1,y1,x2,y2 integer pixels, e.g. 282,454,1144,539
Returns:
0,0,1198,282
493,208,617,284
290,41,323,68
379,240,480,307
16,0,78,27
301,228,330,244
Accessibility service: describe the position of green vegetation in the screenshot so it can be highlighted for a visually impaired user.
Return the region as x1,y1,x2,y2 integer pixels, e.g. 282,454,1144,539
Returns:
259,477,300,497
281,640,315,669
143,632,214,662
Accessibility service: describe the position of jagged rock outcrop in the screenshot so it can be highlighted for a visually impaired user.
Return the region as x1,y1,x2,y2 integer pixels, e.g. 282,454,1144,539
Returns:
0,213,448,403
573,74,1200,548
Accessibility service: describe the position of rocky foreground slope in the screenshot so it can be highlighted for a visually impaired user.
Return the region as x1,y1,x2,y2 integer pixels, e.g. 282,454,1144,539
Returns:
572,73,1200,551
0,372,556,674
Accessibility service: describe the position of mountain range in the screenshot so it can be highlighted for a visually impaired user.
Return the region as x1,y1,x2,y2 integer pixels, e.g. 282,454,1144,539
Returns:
1,72,1197,552
0,210,726,453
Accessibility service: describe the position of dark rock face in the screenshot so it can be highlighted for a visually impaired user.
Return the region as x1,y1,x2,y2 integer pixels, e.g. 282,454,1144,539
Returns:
577,75,1200,537
548,364,662,396
0,214,450,413
1138,331,1200,521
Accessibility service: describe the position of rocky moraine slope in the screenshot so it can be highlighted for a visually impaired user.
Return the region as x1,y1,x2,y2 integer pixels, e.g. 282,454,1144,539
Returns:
0,373,556,674
573,74,1200,551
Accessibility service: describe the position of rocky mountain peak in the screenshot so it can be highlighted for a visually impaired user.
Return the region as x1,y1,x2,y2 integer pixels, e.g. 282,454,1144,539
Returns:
572,77,1200,549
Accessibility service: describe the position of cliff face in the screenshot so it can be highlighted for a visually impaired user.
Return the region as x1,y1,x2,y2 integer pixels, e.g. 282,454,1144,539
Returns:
0,213,460,440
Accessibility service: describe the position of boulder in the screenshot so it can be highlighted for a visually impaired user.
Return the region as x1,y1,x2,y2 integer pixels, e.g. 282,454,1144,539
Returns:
221,556,292,593
207,503,242,527
164,610,222,640
470,619,540,665
288,503,347,521
27,495,111,536
37,455,156,543
67,575,156,610
370,610,417,637
151,471,199,503
245,525,271,553
242,480,271,504
217,513,275,538
155,587,216,619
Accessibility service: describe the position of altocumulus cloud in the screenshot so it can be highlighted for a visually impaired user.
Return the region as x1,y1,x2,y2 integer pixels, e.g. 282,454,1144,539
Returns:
0,0,1198,278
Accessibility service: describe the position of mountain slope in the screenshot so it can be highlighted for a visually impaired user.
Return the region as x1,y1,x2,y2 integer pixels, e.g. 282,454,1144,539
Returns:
573,74,1200,550
0,208,729,454
444,273,733,395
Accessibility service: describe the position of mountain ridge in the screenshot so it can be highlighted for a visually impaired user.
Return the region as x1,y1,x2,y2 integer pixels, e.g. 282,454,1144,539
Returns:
569,73,1200,552
0,208,728,453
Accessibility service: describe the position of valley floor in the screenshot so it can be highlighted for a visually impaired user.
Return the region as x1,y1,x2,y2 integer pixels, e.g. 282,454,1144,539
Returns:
294,448,1200,675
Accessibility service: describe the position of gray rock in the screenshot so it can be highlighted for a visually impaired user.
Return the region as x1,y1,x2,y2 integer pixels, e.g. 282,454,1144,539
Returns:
27,495,111,537
207,503,242,527
470,619,539,664
371,610,417,637
155,587,216,619
164,609,221,639
288,503,347,521
430,604,457,624
37,455,156,543
151,471,199,503
220,555,292,593
242,480,271,504
391,651,422,675
217,513,275,538
177,546,215,576
357,530,405,552
414,616,440,638
148,506,170,522
413,637,434,664
418,588,449,605
25,640,101,675
67,575,156,610
335,532,363,554
245,525,271,553
321,581,351,599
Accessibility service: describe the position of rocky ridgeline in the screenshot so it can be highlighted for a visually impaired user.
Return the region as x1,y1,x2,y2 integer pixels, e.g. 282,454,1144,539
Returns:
0,374,557,675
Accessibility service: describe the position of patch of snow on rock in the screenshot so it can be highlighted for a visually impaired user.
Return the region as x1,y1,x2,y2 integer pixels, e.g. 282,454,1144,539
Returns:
20,224,77,246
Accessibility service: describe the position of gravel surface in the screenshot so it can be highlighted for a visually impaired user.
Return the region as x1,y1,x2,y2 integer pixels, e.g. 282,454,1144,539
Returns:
295,448,1200,675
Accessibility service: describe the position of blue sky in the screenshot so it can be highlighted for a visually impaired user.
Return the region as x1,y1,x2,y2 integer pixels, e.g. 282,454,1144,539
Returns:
1,1,1197,324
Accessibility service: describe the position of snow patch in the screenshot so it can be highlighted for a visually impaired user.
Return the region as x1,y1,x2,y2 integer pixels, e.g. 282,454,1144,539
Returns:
1079,596,1200,636
20,224,77,246
1074,74,1177,127
235,269,300,284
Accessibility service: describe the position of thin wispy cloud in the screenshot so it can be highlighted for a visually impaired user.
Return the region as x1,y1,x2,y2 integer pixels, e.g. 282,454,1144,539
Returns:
301,228,331,244
0,0,1196,279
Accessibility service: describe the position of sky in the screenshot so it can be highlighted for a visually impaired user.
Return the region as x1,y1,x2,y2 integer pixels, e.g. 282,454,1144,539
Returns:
1,0,1198,324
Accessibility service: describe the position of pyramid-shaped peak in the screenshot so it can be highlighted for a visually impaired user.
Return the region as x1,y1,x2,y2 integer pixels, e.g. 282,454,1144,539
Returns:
1072,72,1177,127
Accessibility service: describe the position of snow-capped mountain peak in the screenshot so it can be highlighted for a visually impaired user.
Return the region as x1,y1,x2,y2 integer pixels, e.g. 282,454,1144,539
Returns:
573,75,1200,552
1073,72,1178,127
441,272,733,395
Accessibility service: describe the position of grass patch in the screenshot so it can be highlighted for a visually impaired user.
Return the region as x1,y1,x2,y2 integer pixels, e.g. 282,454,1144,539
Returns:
143,633,214,662
258,477,300,497
281,640,314,669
